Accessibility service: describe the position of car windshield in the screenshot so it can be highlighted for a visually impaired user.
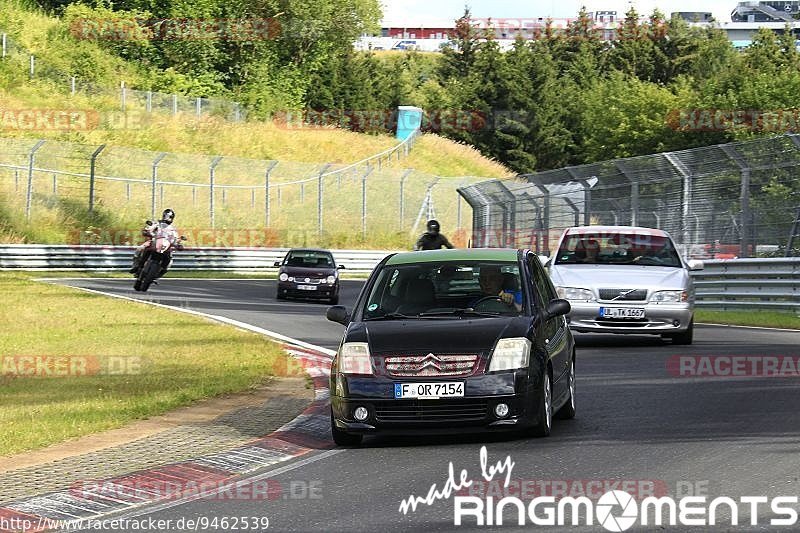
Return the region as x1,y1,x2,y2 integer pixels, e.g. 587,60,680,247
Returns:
554,232,682,267
362,261,526,319
285,251,334,267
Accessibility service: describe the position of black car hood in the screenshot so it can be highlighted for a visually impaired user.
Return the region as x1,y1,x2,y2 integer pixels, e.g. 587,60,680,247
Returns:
281,265,336,277
347,317,530,354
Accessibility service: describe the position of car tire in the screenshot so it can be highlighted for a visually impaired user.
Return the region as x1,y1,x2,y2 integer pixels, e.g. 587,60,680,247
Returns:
331,412,363,446
555,356,576,420
669,319,694,345
529,370,553,437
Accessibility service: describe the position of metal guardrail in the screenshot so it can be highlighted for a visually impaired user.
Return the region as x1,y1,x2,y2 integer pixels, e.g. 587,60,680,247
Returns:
691,258,800,311
0,245,394,273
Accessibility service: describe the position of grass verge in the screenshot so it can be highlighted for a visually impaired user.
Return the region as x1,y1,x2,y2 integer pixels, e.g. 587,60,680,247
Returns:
696,309,800,330
0,272,296,456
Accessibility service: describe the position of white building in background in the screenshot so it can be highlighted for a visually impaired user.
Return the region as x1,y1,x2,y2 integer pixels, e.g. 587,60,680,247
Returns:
355,3,800,53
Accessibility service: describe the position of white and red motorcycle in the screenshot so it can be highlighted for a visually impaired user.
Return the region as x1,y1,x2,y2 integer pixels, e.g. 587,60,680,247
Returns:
133,221,186,292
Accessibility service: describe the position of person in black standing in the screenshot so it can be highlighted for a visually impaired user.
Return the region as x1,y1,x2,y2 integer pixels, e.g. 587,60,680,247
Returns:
414,219,454,250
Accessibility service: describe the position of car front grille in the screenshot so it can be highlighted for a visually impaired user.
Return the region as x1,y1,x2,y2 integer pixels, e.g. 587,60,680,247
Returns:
384,354,479,377
293,277,326,284
374,399,488,422
598,288,648,301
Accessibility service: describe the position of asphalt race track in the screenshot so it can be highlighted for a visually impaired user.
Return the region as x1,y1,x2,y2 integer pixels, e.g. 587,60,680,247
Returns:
54,278,800,532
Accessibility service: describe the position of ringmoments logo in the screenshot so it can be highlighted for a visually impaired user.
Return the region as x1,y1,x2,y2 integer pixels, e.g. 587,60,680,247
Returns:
398,448,799,529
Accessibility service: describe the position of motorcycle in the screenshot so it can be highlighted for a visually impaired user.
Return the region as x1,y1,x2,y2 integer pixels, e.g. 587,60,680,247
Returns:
133,222,186,292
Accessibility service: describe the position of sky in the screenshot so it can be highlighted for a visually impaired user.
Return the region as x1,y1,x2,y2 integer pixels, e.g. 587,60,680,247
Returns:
380,0,738,24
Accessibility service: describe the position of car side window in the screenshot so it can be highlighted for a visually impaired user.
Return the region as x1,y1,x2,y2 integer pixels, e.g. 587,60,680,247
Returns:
527,254,551,310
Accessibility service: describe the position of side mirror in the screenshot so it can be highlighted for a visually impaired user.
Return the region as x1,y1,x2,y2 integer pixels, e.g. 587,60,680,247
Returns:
326,305,350,325
545,298,571,319
337,264,346,269
687,259,704,271
273,261,282,267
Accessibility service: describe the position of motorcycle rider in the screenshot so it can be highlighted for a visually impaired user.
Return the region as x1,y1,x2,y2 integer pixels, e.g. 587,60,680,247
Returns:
129,209,183,276
414,219,454,251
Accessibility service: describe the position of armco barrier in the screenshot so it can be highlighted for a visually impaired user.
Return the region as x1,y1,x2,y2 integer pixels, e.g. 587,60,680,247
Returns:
691,258,800,311
0,245,394,273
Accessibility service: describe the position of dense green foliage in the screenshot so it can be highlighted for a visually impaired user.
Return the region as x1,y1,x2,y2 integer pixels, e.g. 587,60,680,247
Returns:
13,2,800,173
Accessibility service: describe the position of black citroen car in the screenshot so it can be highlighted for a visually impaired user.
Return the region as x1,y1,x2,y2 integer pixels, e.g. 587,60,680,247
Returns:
274,248,343,304
326,248,575,445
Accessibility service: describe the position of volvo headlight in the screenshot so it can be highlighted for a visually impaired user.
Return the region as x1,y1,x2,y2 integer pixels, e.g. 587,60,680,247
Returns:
338,342,372,375
488,338,531,372
556,286,594,301
651,290,687,303
327,275,336,284
279,273,288,282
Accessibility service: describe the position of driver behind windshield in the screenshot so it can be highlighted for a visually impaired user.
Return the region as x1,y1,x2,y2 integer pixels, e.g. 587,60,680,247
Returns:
471,266,522,311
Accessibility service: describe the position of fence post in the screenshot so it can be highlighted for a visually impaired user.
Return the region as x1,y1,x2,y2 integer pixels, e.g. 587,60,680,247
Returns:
318,164,331,238
126,183,131,201
172,94,178,116
209,156,222,228
150,153,167,221
146,91,152,113
120,81,126,111
399,169,412,229
192,186,196,206
25,140,46,220
196,98,202,118
29,54,34,79
14,170,19,191
70,77,76,96
265,161,278,227
52,174,57,195
361,168,374,239
88,144,106,213
530,178,551,252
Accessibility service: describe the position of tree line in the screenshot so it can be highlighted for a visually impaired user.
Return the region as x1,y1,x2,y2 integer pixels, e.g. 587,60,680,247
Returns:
36,1,800,173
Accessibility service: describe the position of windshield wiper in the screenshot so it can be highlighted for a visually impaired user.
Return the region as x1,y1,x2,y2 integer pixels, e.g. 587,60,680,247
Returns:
363,312,419,321
418,309,501,318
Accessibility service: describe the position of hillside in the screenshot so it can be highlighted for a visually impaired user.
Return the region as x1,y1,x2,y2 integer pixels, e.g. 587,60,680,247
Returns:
0,2,510,248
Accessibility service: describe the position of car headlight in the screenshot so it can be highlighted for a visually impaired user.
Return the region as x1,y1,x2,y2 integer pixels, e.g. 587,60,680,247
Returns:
327,275,336,284
279,273,288,282
650,290,688,303
556,286,594,301
488,338,531,372
338,342,372,375
288,276,295,282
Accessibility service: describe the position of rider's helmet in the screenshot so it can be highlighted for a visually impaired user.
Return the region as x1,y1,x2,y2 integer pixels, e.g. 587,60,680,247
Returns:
426,219,440,235
161,209,175,224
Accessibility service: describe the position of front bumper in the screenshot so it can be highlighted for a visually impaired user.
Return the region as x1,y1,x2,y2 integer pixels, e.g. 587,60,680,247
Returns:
277,281,338,299
567,301,693,335
330,372,543,435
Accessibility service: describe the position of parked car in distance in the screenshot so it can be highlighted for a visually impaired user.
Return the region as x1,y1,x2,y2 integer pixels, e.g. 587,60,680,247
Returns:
325,248,574,446
274,249,343,304
547,226,703,344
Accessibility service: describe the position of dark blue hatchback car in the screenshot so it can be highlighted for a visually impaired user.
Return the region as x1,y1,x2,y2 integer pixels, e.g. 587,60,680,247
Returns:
326,248,575,446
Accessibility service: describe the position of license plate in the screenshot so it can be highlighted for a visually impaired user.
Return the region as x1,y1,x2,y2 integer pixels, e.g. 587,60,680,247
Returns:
600,307,645,319
394,382,464,399
297,285,317,291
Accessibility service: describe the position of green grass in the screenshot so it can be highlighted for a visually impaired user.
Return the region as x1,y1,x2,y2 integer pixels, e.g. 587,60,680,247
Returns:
696,309,800,330
30,270,373,280
0,272,299,456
